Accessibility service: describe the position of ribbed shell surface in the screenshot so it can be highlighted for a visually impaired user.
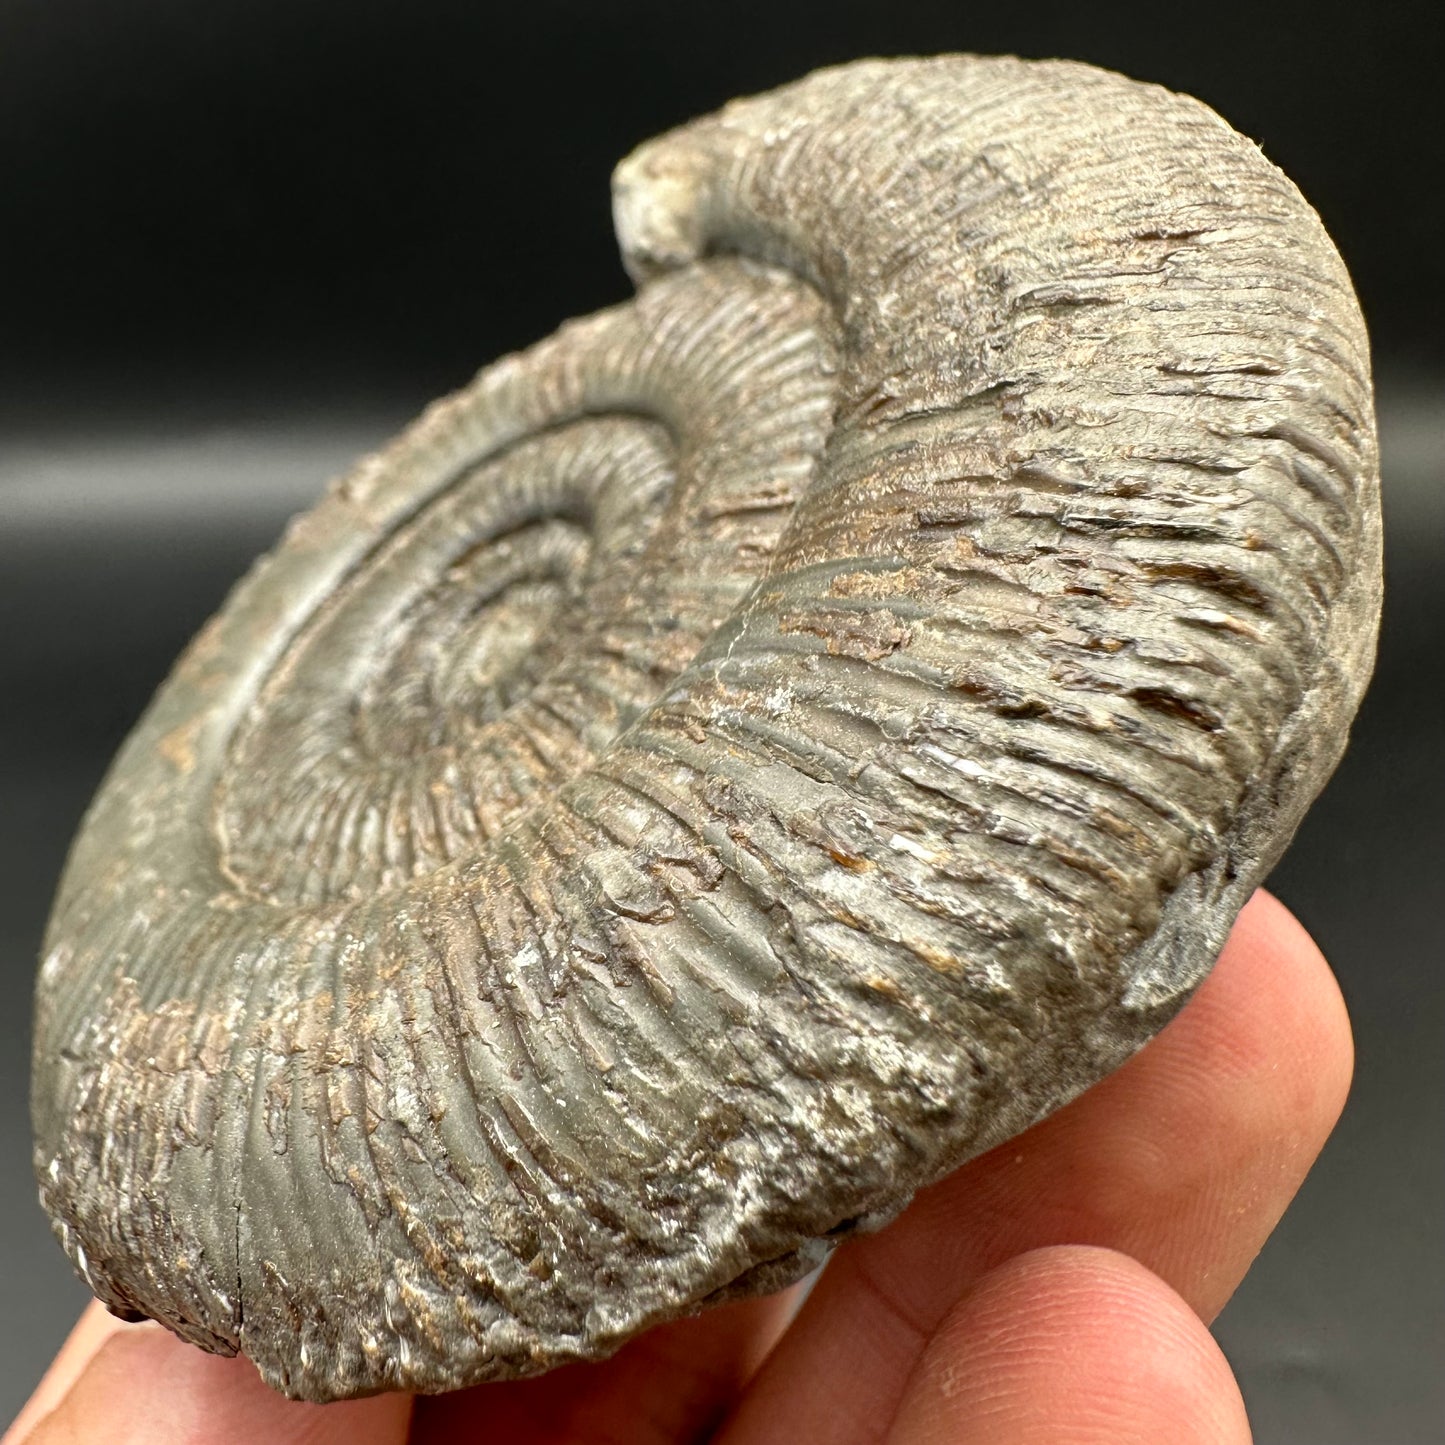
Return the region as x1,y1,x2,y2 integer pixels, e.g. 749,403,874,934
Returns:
32,56,1381,1400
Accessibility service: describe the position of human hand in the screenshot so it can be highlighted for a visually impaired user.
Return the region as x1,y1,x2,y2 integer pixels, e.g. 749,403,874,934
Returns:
6,889,1351,1444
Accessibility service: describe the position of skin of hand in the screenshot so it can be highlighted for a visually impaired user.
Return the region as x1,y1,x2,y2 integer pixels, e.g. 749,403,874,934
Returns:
6,889,1351,1445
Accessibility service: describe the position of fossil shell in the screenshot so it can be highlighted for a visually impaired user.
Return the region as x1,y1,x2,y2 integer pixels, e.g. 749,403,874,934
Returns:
32,56,1381,1401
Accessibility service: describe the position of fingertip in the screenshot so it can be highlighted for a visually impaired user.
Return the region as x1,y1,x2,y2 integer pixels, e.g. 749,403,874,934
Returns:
1171,890,1354,1237
17,1321,411,1445
1070,887,1355,1321
889,1245,1252,1445
4,1302,133,1445
1222,889,1354,1123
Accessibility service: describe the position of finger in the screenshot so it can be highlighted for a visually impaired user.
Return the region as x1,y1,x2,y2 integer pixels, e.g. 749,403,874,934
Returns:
411,1285,801,1445
717,888,1349,1445
3,1303,130,1445
13,1317,411,1445
886,1245,1251,1444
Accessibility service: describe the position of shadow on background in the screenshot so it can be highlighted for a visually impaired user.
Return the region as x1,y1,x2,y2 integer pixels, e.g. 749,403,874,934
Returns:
1,3,1440,1440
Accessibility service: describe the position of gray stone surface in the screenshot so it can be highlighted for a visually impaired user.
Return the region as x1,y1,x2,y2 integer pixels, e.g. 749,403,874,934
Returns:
30,56,1382,1401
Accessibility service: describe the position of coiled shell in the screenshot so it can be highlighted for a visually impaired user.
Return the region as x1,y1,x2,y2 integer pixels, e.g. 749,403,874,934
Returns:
32,56,1382,1400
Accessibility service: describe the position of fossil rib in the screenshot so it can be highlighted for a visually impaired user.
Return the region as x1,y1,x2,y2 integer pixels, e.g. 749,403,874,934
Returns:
32,55,1381,1401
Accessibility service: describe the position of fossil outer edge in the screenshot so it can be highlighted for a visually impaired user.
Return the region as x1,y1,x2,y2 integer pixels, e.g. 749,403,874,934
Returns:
31,56,1381,1400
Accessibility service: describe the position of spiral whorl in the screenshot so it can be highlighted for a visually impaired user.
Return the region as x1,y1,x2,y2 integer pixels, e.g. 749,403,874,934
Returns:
33,56,1380,1400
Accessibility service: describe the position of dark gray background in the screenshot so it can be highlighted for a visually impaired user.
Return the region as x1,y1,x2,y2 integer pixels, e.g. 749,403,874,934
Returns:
1,3,1440,1439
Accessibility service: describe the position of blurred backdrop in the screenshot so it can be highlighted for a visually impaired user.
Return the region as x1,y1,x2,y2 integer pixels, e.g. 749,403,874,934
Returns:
1,3,1440,1439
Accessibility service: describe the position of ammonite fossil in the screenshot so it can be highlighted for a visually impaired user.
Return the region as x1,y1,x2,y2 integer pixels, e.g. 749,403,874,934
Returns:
32,55,1382,1401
